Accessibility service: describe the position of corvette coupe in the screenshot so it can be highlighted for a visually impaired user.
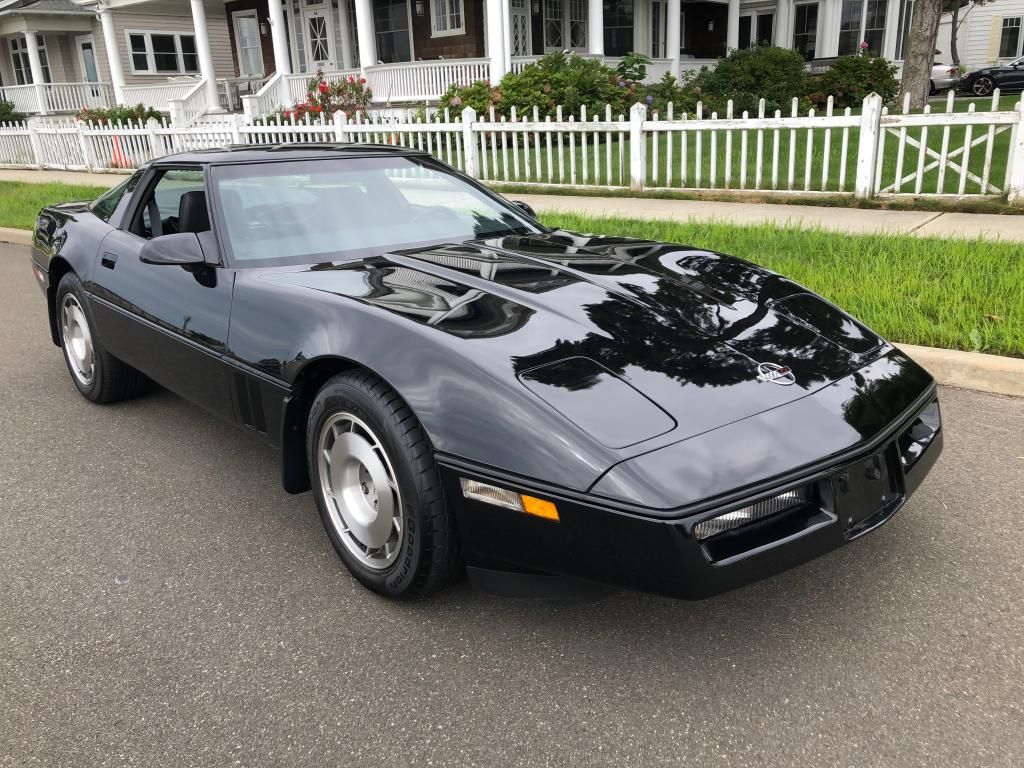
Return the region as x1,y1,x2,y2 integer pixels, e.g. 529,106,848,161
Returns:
31,145,942,600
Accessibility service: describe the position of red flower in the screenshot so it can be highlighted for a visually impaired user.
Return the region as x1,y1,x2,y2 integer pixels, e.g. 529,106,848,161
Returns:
359,77,366,84
283,110,291,118
348,75,355,82
318,81,329,94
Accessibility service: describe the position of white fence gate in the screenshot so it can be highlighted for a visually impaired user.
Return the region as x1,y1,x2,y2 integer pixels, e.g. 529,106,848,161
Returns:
2,91,1023,203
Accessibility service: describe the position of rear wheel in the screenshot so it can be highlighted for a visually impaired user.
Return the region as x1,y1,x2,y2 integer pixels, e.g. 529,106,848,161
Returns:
307,370,460,598
56,272,148,404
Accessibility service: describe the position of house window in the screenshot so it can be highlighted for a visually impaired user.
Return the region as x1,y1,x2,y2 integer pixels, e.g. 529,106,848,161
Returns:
569,0,587,48
544,0,564,48
738,12,774,49
431,0,464,37
792,3,818,60
373,0,411,63
9,36,52,85
1000,17,1023,58
233,10,264,77
894,0,913,59
125,31,200,75
838,0,888,56
603,0,633,56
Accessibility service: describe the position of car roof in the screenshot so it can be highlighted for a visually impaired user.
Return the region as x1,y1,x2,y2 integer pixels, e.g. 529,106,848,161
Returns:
152,143,430,166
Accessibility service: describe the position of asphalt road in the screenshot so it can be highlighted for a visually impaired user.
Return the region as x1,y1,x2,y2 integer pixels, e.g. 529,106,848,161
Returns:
1,244,1022,768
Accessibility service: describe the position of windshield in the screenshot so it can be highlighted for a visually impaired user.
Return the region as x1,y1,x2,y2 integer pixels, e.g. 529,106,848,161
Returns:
211,156,543,267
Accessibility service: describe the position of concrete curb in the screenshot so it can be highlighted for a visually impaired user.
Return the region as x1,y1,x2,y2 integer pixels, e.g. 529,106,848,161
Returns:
896,344,1024,399
0,227,32,246
0,230,1019,398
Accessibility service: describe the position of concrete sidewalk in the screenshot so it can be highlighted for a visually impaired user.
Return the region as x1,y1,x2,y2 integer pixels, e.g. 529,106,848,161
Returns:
3,168,1024,242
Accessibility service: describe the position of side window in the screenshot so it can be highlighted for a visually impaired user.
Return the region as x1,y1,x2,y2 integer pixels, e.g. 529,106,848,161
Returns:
90,171,142,223
133,169,210,239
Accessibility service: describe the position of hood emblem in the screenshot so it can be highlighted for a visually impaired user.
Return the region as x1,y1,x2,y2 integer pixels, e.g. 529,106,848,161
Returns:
756,362,797,386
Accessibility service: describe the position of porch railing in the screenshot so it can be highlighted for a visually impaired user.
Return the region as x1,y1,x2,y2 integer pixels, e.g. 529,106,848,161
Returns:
122,81,198,112
0,82,113,114
365,58,490,103
167,79,211,126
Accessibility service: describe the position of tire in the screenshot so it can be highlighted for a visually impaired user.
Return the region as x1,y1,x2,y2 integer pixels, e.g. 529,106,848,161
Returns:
929,80,936,95
972,77,994,97
307,370,460,598
56,272,149,404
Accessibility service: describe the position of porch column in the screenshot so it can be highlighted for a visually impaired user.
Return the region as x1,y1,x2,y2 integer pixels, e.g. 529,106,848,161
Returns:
354,0,377,71
23,30,47,114
667,0,681,77
774,0,790,47
190,0,224,113
486,0,506,82
337,0,355,69
727,0,741,50
266,0,293,108
588,0,604,56
98,8,126,105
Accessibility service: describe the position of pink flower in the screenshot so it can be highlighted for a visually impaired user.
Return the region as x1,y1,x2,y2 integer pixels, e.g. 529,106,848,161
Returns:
318,81,329,94
359,77,367,84
859,40,869,49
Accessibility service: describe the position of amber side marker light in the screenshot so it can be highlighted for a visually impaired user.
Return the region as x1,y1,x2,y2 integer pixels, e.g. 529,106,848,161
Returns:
460,479,560,522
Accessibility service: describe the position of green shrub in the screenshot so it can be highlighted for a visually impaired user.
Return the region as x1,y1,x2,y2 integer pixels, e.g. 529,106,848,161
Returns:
809,54,898,109
638,72,697,116
615,52,651,84
257,70,372,123
0,100,25,124
439,79,503,116
76,103,163,125
687,46,810,116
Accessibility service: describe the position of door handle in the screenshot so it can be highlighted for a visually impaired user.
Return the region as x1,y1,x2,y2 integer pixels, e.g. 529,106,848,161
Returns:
101,252,118,269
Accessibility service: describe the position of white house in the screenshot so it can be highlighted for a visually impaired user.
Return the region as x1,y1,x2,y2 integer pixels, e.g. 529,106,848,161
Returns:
936,0,1024,71
0,0,928,119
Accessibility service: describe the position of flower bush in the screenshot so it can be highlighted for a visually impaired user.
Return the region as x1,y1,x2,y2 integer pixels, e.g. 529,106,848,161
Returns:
76,103,162,125
0,100,26,124
685,46,811,116
809,54,898,109
261,70,372,122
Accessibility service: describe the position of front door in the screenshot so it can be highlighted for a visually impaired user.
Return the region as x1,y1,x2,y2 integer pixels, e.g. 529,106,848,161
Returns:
88,167,235,422
303,1,337,71
75,35,105,107
510,0,532,57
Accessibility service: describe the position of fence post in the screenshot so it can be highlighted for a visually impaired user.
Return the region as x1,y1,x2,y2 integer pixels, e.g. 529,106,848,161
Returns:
240,94,259,123
229,113,244,145
26,118,43,169
855,92,883,200
333,110,350,143
629,102,647,192
461,106,479,179
144,117,161,160
75,120,95,171
168,98,185,127
1007,100,1024,205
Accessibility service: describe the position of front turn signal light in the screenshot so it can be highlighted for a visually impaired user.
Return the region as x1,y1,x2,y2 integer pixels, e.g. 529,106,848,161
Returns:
460,479,560,522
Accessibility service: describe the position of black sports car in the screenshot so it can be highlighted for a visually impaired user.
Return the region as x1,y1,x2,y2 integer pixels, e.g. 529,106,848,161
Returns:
30,145,942,600
957,55,1024,96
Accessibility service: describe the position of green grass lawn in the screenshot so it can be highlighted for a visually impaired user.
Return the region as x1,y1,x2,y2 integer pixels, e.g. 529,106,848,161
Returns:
2,180,1020,358
544,213,1024,359
0,181,109,230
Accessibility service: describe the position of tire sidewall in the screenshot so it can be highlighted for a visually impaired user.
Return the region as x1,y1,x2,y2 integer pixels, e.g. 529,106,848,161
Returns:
56,274,103,401
307,381,428,597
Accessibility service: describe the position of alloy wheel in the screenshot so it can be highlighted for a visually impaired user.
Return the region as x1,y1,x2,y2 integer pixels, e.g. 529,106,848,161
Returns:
317,411,404,570
972,77,994,97
60,293,94,386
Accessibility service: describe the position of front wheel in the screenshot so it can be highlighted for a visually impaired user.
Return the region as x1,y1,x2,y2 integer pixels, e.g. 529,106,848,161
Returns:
972,77,994,97
307,370,460,598
56,272,149,404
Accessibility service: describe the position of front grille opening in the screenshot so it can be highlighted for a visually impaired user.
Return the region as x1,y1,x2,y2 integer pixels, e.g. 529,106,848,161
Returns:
695,485,825,563
898,400,941,472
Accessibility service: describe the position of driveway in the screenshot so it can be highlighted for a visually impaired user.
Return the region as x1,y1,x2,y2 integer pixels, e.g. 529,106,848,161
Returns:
1,244,1021,767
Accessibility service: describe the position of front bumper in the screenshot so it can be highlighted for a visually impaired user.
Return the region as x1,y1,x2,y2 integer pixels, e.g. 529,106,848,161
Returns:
440,394,942,600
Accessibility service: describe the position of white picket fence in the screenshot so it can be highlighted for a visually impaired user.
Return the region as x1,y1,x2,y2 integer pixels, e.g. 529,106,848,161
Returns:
2,91,1023,203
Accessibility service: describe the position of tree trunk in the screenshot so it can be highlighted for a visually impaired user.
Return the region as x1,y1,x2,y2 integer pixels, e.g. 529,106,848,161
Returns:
899,0,944,110
949,3,961,66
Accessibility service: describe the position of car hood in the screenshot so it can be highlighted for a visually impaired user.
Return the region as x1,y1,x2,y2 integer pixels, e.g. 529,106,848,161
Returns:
261,231,888,447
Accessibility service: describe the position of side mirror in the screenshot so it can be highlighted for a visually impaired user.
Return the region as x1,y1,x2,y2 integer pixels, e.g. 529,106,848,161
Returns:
512,200,538,219
140,231,206,265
